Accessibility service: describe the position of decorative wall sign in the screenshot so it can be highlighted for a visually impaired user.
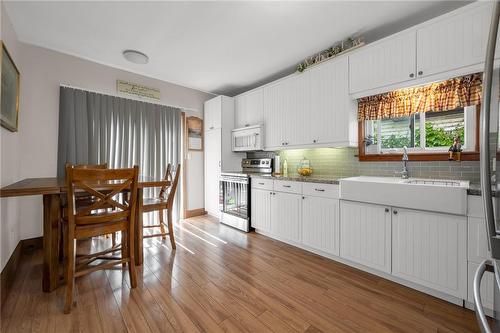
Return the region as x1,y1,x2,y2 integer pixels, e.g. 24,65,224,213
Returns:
117,80,160,100
296,36,364,73
187,116,203,151
1,42,20,132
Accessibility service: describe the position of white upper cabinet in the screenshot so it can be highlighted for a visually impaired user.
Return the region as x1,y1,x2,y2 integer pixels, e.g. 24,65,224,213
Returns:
204,96,222,130
349,30,417,95
263,55,356,150
235,89,264,128
416,2,497,78
307,57,357,145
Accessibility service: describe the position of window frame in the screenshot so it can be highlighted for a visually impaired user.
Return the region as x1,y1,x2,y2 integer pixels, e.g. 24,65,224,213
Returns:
358,105,480,161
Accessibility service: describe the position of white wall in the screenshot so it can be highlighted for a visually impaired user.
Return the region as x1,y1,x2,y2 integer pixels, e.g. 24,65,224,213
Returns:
0,4,213,270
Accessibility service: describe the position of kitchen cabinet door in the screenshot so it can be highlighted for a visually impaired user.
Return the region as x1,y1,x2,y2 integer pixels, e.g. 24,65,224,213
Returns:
235,89,263,129
251,188,272,233
416,2,498,78
263,82,286,149
204,128,221,217
349,30,417,95
392,208,467,298
204,96,222,130
271,192,301,243
302,196,340,256
340,200,392,273
308,56,355,145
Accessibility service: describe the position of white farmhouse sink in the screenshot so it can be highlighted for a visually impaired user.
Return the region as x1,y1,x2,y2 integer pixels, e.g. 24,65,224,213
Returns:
340,176,469,215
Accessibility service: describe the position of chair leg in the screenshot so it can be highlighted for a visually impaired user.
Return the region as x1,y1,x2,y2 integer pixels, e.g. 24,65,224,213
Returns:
159,210,167,240
167,210,176,250
122,231,128,268
127,227,137,288
64,237,75,314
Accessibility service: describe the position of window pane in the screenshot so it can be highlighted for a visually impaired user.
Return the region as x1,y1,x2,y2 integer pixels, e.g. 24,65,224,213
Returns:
424,108,464,148
380,116,416,149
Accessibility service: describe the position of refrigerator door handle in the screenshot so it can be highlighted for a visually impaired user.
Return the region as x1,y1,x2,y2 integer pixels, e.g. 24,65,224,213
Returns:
473,260,494,333
480,1,500,254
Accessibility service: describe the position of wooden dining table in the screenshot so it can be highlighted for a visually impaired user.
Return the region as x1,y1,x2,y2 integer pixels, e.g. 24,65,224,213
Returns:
0,176,169,292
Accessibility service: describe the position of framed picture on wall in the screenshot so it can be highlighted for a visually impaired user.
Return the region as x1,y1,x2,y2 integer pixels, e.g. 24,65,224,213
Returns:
1,42,20,132
187,116,203,151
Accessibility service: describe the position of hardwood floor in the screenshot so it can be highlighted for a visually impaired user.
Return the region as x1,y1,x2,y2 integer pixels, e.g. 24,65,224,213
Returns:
1,215,481,332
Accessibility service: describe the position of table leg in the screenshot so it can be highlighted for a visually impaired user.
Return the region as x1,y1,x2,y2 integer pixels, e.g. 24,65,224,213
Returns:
135,188,144,266
42,194,61,292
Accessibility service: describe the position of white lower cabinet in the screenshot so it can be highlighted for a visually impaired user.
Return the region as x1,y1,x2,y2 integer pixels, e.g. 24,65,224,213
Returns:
250,188,272,233
302,196,339,256
391,208,467,298
271,191,302,243
339,200,392,273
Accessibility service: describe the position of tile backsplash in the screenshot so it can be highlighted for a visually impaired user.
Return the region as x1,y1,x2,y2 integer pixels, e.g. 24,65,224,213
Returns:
250,148,480,182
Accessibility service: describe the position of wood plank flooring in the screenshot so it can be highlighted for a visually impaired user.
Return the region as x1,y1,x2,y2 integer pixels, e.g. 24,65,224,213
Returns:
1,215,481,332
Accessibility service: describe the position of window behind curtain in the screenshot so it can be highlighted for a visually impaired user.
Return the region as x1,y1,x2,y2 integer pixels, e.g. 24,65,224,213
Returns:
57,86,182,220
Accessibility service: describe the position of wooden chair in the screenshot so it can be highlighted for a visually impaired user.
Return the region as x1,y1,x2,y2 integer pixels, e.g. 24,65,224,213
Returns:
63,165,139,313
142,164,180,249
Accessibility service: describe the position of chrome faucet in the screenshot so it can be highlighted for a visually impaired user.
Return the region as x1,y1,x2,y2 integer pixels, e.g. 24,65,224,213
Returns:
401,146,409,179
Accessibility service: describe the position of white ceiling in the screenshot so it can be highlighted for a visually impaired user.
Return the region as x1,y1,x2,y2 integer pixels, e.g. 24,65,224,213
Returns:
4,1,470,96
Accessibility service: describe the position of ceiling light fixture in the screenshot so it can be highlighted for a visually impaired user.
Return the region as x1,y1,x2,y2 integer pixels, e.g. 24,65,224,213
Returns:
122,49,149,64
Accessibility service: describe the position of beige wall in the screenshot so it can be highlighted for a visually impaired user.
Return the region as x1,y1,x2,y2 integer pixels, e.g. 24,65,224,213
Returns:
0,4,213,270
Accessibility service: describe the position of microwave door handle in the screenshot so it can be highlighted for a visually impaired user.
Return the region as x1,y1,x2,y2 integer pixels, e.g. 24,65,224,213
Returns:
480,1,500,255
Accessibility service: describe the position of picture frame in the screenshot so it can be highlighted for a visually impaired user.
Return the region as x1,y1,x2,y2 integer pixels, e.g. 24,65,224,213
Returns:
186,116,203,151
1,41,20,132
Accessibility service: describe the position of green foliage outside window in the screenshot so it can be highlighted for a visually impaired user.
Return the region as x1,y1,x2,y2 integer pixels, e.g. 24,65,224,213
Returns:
378,122,464,149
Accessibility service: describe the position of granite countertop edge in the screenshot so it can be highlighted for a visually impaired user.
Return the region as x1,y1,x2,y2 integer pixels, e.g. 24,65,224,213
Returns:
249,174,340,185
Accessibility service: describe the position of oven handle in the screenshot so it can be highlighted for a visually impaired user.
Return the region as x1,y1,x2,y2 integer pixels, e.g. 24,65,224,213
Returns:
473,259,494,333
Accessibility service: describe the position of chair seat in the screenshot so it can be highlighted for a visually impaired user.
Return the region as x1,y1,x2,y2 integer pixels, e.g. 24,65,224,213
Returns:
142,197,168,212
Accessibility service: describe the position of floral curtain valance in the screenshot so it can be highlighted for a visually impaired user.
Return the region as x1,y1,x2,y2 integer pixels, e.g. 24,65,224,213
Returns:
357,73,483,121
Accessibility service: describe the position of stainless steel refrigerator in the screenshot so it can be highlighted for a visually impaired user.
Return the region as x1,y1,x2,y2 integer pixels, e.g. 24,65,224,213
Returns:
477,2,500,332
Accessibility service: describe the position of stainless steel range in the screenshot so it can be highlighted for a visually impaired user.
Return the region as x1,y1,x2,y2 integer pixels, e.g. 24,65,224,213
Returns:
219,158,272,232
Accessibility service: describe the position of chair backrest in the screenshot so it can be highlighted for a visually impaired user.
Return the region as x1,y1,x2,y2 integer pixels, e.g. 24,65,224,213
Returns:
65,165,139,227
158,164,172,200
66,163,108,170
166,164,181,208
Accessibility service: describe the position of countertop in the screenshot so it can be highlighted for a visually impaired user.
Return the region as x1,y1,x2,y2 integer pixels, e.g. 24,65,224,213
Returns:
250,174,340,185
251,173,484,194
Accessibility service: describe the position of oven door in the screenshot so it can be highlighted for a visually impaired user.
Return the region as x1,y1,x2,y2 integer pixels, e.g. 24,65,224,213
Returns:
219,176,249,221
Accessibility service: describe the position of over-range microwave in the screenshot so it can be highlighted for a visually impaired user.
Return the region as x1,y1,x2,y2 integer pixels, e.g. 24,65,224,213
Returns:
231,124,263,152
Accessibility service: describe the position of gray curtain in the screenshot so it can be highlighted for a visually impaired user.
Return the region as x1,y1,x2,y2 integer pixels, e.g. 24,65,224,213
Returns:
57,86,182,220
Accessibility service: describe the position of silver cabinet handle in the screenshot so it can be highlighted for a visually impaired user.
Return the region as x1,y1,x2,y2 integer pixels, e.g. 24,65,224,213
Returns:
418,71,423,76
409,73,414,78
283,185,291,188
314,188,325,192
393,210,398,215
385,208,389,213
480,1,500,256
258,182,265,185
473,260,494,333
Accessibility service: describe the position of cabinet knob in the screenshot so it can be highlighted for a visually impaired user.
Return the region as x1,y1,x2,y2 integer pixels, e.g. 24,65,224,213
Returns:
418,71,423,76
385,208,389,213
393,210,398,215
302,196,305,199
409,73,414,78
313,139,317,143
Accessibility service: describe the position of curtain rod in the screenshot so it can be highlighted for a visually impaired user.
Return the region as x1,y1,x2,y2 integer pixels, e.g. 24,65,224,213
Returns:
59,83,201,113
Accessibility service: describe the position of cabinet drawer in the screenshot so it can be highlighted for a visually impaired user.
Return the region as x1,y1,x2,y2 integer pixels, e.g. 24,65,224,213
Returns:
302,183,339,199
251,178,273,191
274,180,302,194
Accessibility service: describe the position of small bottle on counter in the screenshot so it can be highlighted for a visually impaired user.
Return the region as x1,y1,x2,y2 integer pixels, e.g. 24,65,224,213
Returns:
283,159,288,177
